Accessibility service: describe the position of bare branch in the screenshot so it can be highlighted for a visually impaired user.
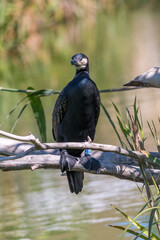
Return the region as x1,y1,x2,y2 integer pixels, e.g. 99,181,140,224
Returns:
0,86,141,95
0,135,160,185
0,131,148,161
99,86,143,93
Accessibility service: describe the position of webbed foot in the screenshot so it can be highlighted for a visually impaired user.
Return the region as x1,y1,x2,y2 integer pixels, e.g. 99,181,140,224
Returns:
60,150,77,173
80,156,101,173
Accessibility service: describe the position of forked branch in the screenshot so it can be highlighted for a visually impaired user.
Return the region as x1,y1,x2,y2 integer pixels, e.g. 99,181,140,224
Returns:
0,131,160,185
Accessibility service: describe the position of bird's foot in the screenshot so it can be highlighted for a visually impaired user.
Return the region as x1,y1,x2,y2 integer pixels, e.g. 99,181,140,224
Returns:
80,155,101,174
60,150,77,173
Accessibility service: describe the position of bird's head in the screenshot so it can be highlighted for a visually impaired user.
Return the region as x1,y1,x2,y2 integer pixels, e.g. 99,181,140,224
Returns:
71,53,89,74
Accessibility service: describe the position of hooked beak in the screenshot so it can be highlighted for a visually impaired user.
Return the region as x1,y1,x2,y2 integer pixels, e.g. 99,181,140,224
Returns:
70,59,78,66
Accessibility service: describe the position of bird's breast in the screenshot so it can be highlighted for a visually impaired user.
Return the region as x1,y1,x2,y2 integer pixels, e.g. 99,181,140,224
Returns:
67,79,95,112
59,78,97,141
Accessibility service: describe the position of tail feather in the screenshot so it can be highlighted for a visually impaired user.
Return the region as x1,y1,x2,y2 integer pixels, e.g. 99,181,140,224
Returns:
60,150,84,194
66,171,84,194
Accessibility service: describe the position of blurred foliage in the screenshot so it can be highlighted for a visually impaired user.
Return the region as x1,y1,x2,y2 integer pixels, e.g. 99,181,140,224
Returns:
0,0,160,88
1,0,160,57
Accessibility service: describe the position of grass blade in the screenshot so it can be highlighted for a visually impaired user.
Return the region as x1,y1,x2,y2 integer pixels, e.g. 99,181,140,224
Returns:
11,101,30,133
148,197,160,239
0,87,60,95
133,97,144,139
100,102,125,148
144,152,160,168
27,87,46,142
112,205,160,239
112,101,134,150
109,225,148,240
0,96,28,128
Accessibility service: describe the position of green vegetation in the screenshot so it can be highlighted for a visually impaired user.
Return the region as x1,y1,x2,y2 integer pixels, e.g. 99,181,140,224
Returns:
1,0,159,89
102,97,160,239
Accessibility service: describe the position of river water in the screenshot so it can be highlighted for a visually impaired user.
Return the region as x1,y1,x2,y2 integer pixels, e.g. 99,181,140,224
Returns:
0,8,160,240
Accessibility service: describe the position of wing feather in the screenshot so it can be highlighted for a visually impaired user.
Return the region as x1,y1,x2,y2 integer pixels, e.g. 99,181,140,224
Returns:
95,93,100,126
52,91,67,141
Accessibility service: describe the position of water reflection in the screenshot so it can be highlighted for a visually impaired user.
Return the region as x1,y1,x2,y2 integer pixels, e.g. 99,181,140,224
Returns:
0,170,143,239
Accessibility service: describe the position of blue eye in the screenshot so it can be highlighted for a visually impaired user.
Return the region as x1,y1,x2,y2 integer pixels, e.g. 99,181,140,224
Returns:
80,58,83,61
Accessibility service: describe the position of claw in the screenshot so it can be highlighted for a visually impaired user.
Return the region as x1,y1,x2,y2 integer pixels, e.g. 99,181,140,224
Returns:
60,150,77,172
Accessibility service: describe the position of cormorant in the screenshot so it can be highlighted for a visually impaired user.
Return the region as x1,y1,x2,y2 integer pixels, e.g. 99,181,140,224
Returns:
124,67,160,88
52,53,100,194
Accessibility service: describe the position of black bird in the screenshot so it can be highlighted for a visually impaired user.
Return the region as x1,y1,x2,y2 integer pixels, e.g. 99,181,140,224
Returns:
52,53,100,194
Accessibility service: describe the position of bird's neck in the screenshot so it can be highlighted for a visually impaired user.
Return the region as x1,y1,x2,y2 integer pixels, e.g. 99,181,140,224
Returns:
74,71,89,80
76,65,89,75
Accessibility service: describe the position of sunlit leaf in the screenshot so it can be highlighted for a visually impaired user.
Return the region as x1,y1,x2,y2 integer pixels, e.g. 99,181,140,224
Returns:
116,116,134,150
112,205,160,240
109,224,148,240
145,152,160,168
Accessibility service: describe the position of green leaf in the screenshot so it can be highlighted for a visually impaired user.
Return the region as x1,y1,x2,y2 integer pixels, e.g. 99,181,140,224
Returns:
112,205,160,240
109,224,148,240
27,89,55,97
112,101,134,150
0,95,28,128
134,97,144,139
116,116,134,150
146,152,160,168
112,101,125,124
148,197,160,239
27,87,46,142
148,121,160,154
11,101,30,133
0,87,59,95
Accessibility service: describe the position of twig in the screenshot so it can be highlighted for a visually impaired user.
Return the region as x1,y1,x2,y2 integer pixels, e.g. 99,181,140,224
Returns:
0,130,45,149
0,86,142,95
99,86,142,93
0,87,60,94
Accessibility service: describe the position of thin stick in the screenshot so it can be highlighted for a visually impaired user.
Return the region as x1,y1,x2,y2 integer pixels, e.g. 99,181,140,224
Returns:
0,86,142,95
0,130,146,159
99,86,142,93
